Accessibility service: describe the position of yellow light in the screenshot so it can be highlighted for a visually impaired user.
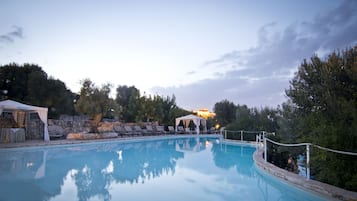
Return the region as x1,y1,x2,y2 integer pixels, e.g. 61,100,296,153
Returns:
215,124,220,130
205,140,210,147
193,108,216,119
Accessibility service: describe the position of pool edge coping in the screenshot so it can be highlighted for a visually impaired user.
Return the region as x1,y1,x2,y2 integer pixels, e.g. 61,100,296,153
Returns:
253,148,357,201
0,134,222,149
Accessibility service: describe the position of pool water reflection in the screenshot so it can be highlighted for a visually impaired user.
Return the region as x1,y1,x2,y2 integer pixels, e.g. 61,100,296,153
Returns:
0,137,326,201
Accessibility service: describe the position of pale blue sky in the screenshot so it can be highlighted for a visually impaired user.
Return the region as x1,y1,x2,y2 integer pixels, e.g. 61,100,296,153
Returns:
1,0,356,110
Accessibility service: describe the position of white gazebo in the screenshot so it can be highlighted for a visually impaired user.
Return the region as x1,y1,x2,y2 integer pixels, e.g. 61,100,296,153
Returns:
0,100,50,142
175,114,207,134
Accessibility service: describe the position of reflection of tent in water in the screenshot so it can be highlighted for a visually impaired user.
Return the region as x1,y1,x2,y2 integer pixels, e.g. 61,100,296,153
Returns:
0,139,186,201
175,137,206,153
34,151,47,179
0,149,46,179
0,149,62,201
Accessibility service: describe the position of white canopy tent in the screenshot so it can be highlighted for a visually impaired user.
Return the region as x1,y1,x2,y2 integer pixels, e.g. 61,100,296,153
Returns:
0,100,49,142
175,114,207,134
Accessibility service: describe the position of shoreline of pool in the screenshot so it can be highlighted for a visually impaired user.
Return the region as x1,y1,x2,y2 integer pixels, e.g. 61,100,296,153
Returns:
253,148,357,201
0,134,222,149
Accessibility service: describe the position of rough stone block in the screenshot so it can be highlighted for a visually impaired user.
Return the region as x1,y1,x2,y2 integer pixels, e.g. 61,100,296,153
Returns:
97,122,114,133
66,132,96,140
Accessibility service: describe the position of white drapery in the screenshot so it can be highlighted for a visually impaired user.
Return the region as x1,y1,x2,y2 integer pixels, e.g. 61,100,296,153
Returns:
175,114,207,134
12,111,26,127
0,100,49,142
37,111,49,141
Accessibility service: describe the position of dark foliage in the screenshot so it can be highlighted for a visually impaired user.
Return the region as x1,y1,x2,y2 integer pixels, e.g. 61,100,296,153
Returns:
286,46,357,191
0,63,75,118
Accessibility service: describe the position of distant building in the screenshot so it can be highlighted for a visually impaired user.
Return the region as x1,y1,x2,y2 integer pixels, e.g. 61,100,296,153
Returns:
193,108,215,119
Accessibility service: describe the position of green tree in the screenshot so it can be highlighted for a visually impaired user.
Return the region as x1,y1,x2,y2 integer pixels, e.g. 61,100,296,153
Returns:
75,79,116,119
116,86,186,126
150,94,186,126
0,63,34,101
226,105,279,140
255,107,279,132
286,46,357,190
137,94,165,123
115,85,141,122
0,63,75,118
160,95,179,125
136,94,153,122
230,104,254,130
40,78,76,118
276,101,301,143
214,99,237,126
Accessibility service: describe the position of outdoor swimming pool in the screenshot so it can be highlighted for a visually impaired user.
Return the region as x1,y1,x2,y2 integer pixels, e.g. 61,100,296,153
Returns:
0,137,330,201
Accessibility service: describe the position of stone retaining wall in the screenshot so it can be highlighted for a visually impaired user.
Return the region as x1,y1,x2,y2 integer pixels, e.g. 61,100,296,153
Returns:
48,115,92,137
48,115,160,138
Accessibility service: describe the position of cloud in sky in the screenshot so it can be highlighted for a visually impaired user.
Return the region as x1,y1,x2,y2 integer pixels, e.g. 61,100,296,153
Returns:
0,26,23,44
152,0,357,110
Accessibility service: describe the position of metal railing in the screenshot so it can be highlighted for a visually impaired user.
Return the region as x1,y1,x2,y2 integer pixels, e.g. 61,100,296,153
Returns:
223,130,270,142
220,129,357,180
261,136,357,180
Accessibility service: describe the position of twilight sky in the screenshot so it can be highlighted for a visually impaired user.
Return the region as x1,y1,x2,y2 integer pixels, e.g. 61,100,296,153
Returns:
1,0,356,110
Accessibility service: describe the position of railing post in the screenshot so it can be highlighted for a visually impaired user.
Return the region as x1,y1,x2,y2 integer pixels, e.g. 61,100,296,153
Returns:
306,144,310,180
224,130,227,139
264,137,267,162
256,135,258,148
241,130,243,142
259,133,262,149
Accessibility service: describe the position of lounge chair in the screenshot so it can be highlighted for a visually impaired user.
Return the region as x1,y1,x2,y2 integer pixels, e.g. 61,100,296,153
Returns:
177,126,185,134
133,125,144,135
184,127,192,134
145,125,155,135
49,133,64,139
155,125,166,135
208,127,216,134
168,126,175,134
124,126,139,137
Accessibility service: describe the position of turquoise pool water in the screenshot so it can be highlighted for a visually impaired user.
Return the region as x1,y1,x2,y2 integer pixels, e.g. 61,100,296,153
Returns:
0,137,328,201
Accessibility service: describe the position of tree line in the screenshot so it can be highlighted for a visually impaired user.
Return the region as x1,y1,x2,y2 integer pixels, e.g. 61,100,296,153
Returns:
0,63,189,126
0,63,76,117
212,45,357,191
285,46,356,191
1,45,356,190
74,79,190,125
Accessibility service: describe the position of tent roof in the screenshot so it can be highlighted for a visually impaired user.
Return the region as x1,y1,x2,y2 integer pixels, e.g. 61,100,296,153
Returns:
176,114,204,121
0,100,47,112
